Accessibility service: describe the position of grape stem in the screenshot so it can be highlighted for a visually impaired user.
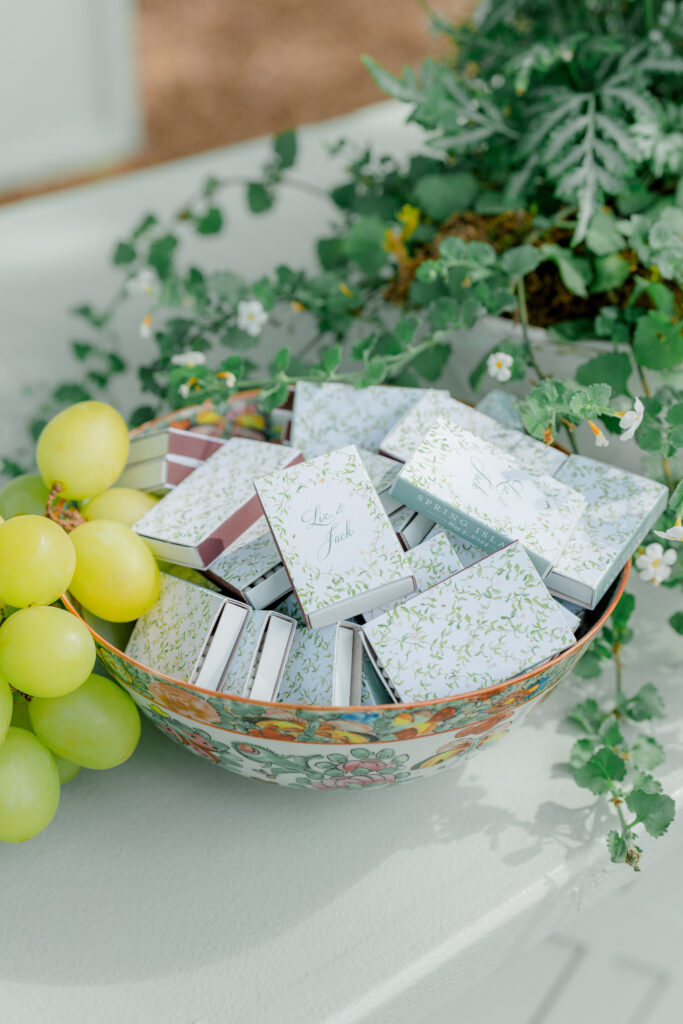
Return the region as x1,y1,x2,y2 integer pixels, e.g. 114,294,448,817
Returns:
45,484,86,532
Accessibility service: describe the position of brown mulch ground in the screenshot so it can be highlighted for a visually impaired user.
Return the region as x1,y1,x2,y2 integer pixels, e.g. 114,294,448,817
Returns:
1,0,472,204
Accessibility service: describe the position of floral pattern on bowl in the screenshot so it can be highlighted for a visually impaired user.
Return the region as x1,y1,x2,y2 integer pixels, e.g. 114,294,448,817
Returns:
60,396,630,790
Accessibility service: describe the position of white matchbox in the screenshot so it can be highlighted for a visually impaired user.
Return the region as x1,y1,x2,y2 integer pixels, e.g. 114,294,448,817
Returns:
290,381,443,458
362,542,576,703
361,531,464,621
254,445,416,629
132,437,303,569
475,390,525,432
546,455,669,608
124,573,250,691
275,596,367,705
379,390,502,462
117,453,200,494
127,426,226,466
391,418,586,578
205,516,291,609
389,505,435,550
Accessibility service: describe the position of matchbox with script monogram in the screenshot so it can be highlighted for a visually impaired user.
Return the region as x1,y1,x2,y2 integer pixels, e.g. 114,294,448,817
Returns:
132,438,303,568
391,418,586,578
254,445,416,629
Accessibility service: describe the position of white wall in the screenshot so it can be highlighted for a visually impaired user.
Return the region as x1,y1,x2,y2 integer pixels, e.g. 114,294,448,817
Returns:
0,0,141,192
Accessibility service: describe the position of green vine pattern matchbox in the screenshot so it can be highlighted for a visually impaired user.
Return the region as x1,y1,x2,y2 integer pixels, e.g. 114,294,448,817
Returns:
275,594,365,705
125,574,250,692
290,381,445,457
204,516,291,609
361,531,464,621
362,542,576,702
389,505,435,550
380,389,567,476
475,390,525,432
391,418,586,578
546,454,668,608
254,445,416,629
132,438,303,568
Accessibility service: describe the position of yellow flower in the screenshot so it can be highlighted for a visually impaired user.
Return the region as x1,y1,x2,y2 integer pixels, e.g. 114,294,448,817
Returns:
290,300,305,313
397,204,420,241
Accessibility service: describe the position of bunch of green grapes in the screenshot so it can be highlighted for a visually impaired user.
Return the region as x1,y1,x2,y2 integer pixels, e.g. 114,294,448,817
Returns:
0,401,162,843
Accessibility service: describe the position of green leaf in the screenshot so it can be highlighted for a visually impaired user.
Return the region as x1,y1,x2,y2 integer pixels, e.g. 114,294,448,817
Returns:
500,244,543,278
633,311,683,371
573,747,626,794
413,171,478,221
53,383,90,403
599,718,623,748
540,243,590,298
624,683,666,722
147,234,178,280
271,347,291,373
631,736,665,771
72,303,109,328
247,183,274,213
129,404,158,428
194,207,223,234
132,213,158,239
113,241,136,265
428,296,462,330
344,216,388,275
361,56,418,103
209,270,246,303
258,382,290,413
394,317,418,346
612,592,635,634
411,343,451,382
317,237,346,270
567,698,604,735
274,130,297,170
632,772,663,795
219,326,259,349
626,789,675,838
591,253,632,293
575,352,632,397
670,611,683,635
321,345,342,375
585,210,625,256
360,358,387,386
607,830,628,864
71,341,93,361
569,737,596,770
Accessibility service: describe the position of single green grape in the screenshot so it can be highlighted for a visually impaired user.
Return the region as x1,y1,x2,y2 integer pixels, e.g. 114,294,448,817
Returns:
69,519,160,622
0,474,50,518
11,693,80,784
0,727,60,843
82,487,158,528
36,401,130,500
0,668,12,745
0,515,76,608
0,606,96,698
29,672,141,770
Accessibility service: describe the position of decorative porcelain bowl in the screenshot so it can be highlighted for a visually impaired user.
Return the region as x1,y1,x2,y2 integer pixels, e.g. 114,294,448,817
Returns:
63,397,629,790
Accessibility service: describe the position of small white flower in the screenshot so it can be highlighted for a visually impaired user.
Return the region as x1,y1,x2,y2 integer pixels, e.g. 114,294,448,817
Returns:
179,383,191,400
487,351,513,382
636,542,677,584
649,28,663,43
126,268,156,295
220,371,237,388
490,73,505,89
139,314,153,339
560,48,574,61
237,299,268,337
655,520,683,543
588,420,609,447
171,350,206,368
619,397,644,441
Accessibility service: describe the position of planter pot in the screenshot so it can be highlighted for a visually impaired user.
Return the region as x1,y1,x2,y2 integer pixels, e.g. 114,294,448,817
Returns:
62,395,629,790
